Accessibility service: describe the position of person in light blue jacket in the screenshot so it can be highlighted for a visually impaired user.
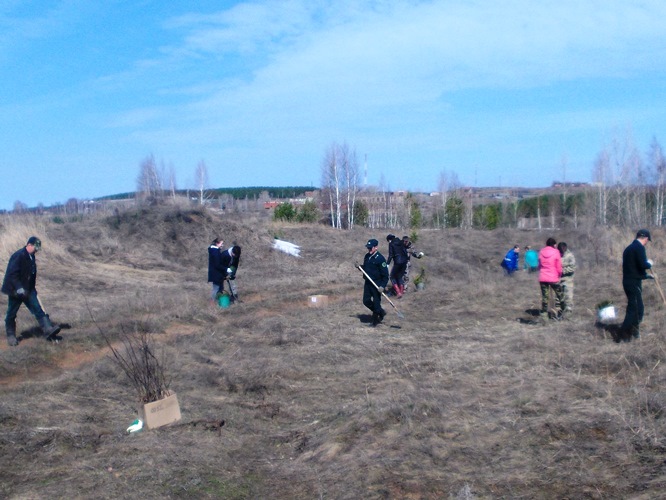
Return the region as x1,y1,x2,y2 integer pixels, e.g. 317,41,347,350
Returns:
501,245,520,275
523,245,539,273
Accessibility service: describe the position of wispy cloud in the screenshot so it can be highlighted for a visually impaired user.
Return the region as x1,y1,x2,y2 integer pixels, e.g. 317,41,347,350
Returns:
3,1,666,208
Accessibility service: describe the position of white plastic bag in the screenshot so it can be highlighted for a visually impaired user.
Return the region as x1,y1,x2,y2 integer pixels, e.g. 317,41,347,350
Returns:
598,305,616,321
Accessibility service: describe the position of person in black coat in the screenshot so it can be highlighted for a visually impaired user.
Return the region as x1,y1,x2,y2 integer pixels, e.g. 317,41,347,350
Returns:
386,234,408,297
220,244,241,302
207,238,226,302
362,238,389,326
2,236,60,346
620,229,653,341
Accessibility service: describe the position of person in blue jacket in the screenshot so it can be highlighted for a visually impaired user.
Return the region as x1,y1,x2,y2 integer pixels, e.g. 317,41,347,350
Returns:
501,245,520,275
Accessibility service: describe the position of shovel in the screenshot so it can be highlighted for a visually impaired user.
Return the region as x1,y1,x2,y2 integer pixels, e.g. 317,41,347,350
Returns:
357,265,405,319
649,269,666,306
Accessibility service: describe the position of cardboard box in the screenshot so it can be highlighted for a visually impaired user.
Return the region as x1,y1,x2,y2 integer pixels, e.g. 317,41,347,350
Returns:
140,392,182,430
308,295,329,308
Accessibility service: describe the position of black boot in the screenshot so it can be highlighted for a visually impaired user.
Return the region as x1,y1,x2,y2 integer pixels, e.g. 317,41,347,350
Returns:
6,322,18,347
39,315,61,342
371,312,380,326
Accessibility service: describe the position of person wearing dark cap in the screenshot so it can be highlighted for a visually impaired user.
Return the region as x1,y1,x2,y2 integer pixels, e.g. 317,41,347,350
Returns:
2,236,60,346
620,229,653,341
362,238,389,326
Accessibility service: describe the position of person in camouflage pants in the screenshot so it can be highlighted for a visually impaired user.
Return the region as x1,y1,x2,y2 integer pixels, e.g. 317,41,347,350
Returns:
538,237,562,322
557,242,576,316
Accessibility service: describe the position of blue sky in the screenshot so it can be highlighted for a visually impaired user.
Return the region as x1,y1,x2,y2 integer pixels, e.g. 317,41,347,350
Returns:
2,0,666,210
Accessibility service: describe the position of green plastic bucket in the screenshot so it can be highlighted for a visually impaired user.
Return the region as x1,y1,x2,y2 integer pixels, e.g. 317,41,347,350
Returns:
218,294,231,308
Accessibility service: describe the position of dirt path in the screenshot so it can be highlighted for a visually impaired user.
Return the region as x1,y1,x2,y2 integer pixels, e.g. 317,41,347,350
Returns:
0,286,386,388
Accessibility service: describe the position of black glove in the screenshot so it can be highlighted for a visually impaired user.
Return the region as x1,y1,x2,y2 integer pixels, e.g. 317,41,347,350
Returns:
645,274,655,280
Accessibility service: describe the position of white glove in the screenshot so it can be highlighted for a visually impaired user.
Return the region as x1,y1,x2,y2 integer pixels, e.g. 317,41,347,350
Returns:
648,259,654,266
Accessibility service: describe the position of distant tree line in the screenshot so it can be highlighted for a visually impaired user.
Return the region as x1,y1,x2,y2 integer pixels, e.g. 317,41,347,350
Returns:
9,131,665,232
309,132,666,231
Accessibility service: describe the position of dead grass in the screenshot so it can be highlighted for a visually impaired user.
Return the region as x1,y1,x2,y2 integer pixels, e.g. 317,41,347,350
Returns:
0,206,665,498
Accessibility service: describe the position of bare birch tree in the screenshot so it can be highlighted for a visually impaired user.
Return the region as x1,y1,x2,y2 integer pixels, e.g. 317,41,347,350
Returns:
437,169,461,228
320,142,361,229
167,162,177,200
340,143,360,229
136,154,163,202
648,137,666,226
195,160,210,206
321,144,342,228
592,149,611,226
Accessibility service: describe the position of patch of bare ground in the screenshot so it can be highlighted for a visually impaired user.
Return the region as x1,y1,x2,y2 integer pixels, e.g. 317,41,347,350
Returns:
1,207,665,498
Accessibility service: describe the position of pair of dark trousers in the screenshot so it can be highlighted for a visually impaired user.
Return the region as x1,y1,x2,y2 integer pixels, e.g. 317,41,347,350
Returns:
5,290,46,330
621,279,643,331
390,262,407,285
363,280,383,314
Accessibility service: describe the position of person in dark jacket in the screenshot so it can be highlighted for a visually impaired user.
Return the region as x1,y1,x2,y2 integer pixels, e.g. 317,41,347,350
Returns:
620,229,653,341
362,239,389,326
2,236,60,346
386,234,408,297
207,238,226,303
220,244,241,302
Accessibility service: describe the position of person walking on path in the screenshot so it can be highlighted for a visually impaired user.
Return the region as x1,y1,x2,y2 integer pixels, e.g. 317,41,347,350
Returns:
523,245,539,273
620,229,653,340
557,242,576,317
386,233,409,297
362,238,389,327
538,237,562,322
207,237,226,303
2,236,60,346
501,245,520,275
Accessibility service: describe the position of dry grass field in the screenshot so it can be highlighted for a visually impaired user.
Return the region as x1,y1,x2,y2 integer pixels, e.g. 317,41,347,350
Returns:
1,206,665,499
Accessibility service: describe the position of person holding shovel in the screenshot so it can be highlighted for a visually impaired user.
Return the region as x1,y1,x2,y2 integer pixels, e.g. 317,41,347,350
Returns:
221,244,241,303
620,229,653,341
2,236,60,346
362,238,389,327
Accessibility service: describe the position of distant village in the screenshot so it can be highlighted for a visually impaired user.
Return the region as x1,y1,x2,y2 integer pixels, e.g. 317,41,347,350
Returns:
5,182,591,219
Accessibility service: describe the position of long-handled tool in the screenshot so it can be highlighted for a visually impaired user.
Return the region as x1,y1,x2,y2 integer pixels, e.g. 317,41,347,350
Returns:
649,269,666,306
357,265,404,318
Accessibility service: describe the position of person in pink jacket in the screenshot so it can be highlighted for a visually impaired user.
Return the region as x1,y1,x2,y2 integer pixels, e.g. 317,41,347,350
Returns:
538,237,563,322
